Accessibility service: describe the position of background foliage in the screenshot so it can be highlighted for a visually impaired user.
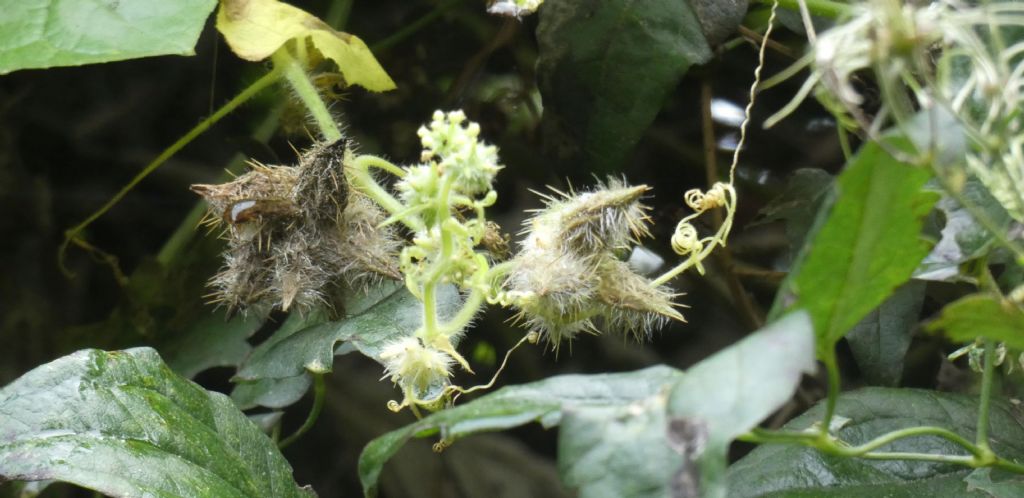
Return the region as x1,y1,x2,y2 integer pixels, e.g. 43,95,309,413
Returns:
3,0,1022,497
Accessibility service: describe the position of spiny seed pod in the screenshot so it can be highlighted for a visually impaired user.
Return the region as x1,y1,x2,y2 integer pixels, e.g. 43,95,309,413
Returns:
526,179,651,257
506,179,683,350
594,259,684,341
294,140,348,226
191,139,400,315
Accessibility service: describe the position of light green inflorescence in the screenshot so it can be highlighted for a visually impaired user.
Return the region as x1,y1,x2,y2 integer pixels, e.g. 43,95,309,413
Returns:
347,110,695,412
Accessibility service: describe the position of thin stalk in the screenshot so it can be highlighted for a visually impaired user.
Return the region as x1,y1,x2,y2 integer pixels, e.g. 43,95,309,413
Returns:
857,452,975,465
700,78,763,329
279,374,326,449
325,0,354,29
347,156,425,232
440,288,484,335
834,426,983,458
371,0,467,52
977,338,997,454
60,67,284,274
820,348,841,433
272,49,343,142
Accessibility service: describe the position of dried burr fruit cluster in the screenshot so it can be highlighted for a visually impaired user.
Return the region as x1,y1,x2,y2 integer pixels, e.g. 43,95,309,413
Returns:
191,140,400,315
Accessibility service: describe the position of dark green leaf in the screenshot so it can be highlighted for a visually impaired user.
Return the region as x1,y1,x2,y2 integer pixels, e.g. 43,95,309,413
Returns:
774,140,939,354
927,293,1024,350
846,280,926,386
727,388,1024,497
536,0,720,171
1,0,217,74
0,348,314,497
754,168,834,252
229,282,409,410
668,311,817,498
690,0,748,45
231,375,312,410
235,284,460,382
162,312,263,379
358,365,684,497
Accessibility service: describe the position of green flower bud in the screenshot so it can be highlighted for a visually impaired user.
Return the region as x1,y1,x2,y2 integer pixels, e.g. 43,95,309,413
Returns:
380,337,454,403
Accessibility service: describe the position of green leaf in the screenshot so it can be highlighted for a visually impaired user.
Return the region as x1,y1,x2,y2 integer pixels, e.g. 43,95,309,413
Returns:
236,284,461,381
162,312,264,379
229,282,407,410
559,394,679,498
754,168,834,252
727,388,1024,497
0,0,216,74
774,140,939,354
358,365,684,497
846,280,926,386
916,180,1013,282
536,0,736,171
667,311,817,498
0,348,314,498
927,293,1024,350
231,375,312,410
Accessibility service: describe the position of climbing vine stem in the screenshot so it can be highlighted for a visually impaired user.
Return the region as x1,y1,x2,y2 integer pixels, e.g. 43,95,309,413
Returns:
272,48,343,142
278,373,326,449
59,66,284,275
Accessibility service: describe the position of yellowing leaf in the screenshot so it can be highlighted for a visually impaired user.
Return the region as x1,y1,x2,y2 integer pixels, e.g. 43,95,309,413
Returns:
216,0,396,92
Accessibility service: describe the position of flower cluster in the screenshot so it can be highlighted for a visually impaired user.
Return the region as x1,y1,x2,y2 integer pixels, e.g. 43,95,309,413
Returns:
774,1,1024,221
191,140,400,315
504,179,683,350
357,111,505,409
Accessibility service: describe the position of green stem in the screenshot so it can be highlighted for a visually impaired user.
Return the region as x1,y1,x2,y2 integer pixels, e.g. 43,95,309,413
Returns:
978,338,997,453
347,156,425,232
59,67,284,274
441,288,484,336
422,280,439,335
820,348,841,434
272,49,343,142
858,452,975,465
421,174,457,342
744,423,1024,472
761,0,852,20
832,426,983,458
279,374,326,449
744,426,979,458
325,0,354,29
